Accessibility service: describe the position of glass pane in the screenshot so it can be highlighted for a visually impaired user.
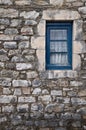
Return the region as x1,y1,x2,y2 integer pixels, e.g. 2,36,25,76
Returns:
50,53,68,66
50,42,67,52
50,29,67,40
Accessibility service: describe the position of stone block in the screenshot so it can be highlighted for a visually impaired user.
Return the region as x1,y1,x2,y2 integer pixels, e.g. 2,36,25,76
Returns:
0,18,10,25
2,105,14,112
25,55,35,62
5,28,18,35
16,63,33,70
0,8,18,18
50,0,64,6
3,42,17,49
27,71,38,79
12,80,31,87
43,9,80,20
0,34,13,40
17,104,29,112
18,41,29,49
37,20,45,36
14,35,29,41
0,0,12,5
31,37,45,49
0,55,9,62
11,19,22,27
0,78,11,86
11,56,25,62
18,96,35,103
32,79,41,87
20,11,39,19
32,88,41,95
14,88,22,95
38,95,52,103
0,95,17,103
25,20,37,26
51,90,62,96
78,90,86,96
22,87,31,94
71,98,86,105
21,27,33,35
3,88,11,94
45,103,64,113
70,81,83,87
0,116,7,123
15,0,31,5
31,103,43,112
78,7,86,14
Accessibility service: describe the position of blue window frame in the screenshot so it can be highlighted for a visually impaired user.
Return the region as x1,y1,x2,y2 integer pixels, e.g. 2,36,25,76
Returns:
46,21,73,70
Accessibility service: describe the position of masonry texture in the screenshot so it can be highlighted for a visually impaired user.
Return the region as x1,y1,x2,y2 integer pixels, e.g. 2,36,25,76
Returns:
0,0,86,130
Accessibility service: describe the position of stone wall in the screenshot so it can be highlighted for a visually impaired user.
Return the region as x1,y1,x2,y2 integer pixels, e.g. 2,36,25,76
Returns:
0,0,86,130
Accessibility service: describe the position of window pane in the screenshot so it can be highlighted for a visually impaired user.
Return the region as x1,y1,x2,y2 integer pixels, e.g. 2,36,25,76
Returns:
50,53,68,66
50,42,67,52
50,30,67,40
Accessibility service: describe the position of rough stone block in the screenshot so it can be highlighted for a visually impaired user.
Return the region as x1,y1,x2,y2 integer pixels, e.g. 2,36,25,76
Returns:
0,8,18,18
3,88,11,94
20,11,39,19
15,0,31,5
16,63,33,70
2,105,14,112
0,34,13,40
38,95,52,103
0,95,17,103
27,71,38,79
12,80,31,87
51,90,62,96
5,28,18,35
0,0,12,5
4,42,17,49
25,20,37,25
0,78,11,86
18,96,35,103
18,41,29,49
22,87,31,94
17,104,29,112
32,88,41,95
0,18,10,25
50,0,64,6
78,7,86,14
21,27,33,35
14,88,22,95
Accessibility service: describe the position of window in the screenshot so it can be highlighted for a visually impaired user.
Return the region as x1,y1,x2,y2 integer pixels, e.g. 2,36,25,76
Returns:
46,21,73,70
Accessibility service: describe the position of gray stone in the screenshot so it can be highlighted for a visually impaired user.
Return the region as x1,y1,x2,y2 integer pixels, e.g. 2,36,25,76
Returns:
0,49,7,55
0,34,13,40
21,27,33,35
3,88,11,94
25,20,37,25
18,96,35,103
5,63,16,69
18,41,29,49
0,78,11,86
35,120,48,127
0,18,10,25
38,95,52,103
16,63,33,70
12,80,31,87
14,35,29,41
25,55,35,62
11,56,25,62
17,104,29,112
0,8,18,18
1,70,19,78
71,98,86,105
27,71,38,79
14,88,21,95
0,62,4,68
32,79,41,87
11,115,22,125
79,6,86,14
11,19,22,27
42,89,49,94
31,103,43,112
0,116,7,123
8,50,20,56
45,103,64,113
0,95,17,103
44,113,55,119
51,90,62,96
0,0,12,5
2,105,14,112
0,55,9,61
32,88,41,95
15,0,31,5
77,107,86,115
72,121,81,127
70,81,83,86
4,42,17,49
20,11,39,19
5,28,18,35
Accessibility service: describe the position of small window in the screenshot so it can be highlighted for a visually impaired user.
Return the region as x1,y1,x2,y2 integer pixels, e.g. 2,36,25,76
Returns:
46,21,73,70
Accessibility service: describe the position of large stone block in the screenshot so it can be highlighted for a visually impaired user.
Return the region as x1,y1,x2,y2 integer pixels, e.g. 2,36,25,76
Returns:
2,105,14,112
3,42,17,49
15,0,31,5
0,18,10,25
18,96,35,103
16,63,33,70
12,80,31,87
20,11,39,19
78,7,86,14
0,8,18,18
5,28,18,35
17,104,29,112
0,95,17,103
0,34,13,40
0,0,12,5
50,0,64,6
0,78,11,86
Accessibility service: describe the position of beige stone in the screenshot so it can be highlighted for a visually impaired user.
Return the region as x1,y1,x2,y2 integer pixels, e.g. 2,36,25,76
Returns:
22,88,31,94
37,20,45,36
43,9,80,20
50,0,64,6
31,37,45,49
36,50,45,71
15,0,31,5
73,54,81,70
